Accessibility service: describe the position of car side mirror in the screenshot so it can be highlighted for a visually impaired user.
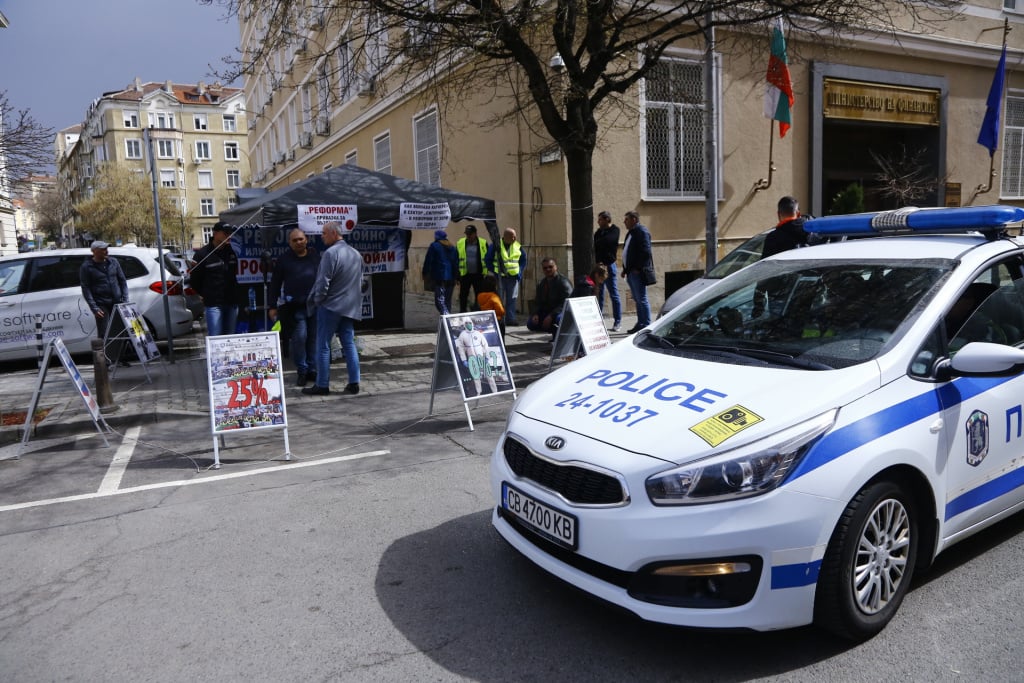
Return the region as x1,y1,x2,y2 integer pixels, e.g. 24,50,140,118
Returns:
948,342,1024,377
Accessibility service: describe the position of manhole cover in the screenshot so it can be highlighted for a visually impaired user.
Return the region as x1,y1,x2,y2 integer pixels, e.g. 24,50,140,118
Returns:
381,343,436,357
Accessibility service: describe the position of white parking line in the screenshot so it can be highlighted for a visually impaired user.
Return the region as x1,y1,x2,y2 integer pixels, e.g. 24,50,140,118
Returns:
98,426,140,494
0,449,391,513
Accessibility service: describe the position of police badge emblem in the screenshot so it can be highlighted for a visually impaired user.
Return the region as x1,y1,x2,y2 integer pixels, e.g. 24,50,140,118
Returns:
966,410,989,467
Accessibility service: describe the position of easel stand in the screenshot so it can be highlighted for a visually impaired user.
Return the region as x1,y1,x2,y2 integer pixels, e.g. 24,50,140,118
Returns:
205,332,291,469
428,311,517,431
549,297,613,369
107,303,166,383
17,338,111,459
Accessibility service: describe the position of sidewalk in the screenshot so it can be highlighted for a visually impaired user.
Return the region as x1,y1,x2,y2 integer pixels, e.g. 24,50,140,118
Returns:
0,293,618,449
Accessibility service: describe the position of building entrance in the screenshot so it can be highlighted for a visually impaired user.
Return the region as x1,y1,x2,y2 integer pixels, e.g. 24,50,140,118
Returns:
822,119,941,213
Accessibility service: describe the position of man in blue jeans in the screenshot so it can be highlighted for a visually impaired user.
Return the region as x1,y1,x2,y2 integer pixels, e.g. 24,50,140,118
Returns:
593,210,622,331
621,210,653,333
303,221,363,396
268,228,321,387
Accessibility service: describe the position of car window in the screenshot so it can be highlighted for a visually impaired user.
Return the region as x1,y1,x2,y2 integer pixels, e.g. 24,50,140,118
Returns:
650,258,952,369
25,256,84,292
947,259,1024,353
0,260,28,296
706,233,767,279
111,255,148,279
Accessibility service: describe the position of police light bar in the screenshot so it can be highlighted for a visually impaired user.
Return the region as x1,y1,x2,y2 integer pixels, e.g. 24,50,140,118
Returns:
803,205,1024,236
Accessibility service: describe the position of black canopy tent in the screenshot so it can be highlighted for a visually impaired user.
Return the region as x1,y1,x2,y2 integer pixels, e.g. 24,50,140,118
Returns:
220,164,498,231
219,165,500,328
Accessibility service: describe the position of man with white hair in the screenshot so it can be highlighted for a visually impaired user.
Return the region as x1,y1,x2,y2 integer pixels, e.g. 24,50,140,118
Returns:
303,221,363,396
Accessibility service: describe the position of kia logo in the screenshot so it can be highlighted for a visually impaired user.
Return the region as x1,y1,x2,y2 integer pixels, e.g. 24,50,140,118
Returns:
545,436,566,450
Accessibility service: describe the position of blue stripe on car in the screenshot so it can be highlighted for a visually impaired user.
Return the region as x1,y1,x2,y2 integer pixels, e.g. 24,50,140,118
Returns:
771,560,822,589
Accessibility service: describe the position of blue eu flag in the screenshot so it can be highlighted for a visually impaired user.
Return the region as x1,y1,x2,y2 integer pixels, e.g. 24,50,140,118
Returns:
978,44,1007,157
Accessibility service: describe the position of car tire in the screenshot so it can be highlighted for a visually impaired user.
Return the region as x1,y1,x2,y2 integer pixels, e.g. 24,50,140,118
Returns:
814,479,918,641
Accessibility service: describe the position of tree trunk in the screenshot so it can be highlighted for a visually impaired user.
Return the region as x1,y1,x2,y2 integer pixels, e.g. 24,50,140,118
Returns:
564,145,595,281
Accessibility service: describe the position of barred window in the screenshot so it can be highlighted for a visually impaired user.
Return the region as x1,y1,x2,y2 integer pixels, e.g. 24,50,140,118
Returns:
1001,95,1024,198
414,110,440,186
643,57,707,199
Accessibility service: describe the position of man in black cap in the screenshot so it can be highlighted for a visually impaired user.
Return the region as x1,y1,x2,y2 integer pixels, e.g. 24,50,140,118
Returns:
191,222,241,336
80,240,130,364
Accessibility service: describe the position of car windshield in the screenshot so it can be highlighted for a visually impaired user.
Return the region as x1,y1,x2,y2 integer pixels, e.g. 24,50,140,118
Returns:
644,257,954,369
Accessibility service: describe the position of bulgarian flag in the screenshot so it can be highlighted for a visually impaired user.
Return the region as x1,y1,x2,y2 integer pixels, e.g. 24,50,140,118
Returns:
764,18,794,138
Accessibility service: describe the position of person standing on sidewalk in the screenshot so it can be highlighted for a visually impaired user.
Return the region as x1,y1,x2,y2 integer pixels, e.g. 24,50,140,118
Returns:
268,228,321,387
80,240,130,365
455,224,490,312
304,221,362,396
486,227,527,326
593,211,622,331
423,229,458,315
621,210,653,333
191,221,241,336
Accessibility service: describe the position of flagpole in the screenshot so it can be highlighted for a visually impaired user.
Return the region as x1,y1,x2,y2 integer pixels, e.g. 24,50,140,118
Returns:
754,121,775,192
976,18,1010,197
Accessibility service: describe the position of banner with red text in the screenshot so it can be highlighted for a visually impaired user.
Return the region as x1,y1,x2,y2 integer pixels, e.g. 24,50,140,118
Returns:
206,332,288,434
297,204,359,234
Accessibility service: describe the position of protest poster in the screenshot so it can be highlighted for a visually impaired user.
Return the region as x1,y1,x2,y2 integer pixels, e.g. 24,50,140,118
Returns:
297,204,358,234
429,311,516,431
398,202,451,230
115,303,160,365
205,332,291,467
550,297,612,368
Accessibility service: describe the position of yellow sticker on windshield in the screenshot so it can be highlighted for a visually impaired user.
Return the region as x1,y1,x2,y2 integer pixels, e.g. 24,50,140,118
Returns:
690,405,764,447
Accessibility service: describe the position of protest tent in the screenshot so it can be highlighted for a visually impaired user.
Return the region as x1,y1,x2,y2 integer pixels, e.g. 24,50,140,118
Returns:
218,165,500,329
219,163,498,234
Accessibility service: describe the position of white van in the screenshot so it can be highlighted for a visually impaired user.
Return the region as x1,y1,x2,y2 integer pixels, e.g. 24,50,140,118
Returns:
0,247,194,361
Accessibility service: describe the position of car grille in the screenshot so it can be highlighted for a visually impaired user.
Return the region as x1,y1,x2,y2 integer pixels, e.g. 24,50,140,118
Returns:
503,436,626,505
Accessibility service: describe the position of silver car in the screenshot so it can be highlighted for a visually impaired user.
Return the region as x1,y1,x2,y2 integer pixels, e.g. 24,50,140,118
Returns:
0,247,194,361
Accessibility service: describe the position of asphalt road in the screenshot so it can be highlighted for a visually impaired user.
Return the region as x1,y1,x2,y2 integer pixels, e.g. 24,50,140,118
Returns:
1,394,1022,682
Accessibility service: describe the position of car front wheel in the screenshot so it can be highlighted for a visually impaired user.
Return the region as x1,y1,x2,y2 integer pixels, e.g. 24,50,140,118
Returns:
814,480,918,640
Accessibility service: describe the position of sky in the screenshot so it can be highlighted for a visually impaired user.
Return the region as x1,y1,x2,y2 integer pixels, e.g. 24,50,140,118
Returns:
0,0,241,144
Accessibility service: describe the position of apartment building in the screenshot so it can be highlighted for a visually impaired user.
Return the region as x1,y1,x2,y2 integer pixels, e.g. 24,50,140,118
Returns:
239,3,1024,309
58,79,250,250
12,174,56,250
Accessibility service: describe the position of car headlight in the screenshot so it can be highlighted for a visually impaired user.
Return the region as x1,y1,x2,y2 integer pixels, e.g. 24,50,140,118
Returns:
645,409,837,505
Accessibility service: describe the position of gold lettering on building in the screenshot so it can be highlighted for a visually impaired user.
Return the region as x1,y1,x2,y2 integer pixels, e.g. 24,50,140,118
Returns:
823,79,940,126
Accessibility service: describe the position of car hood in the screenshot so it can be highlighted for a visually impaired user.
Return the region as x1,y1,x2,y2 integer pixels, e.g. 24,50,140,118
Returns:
514,340,882,466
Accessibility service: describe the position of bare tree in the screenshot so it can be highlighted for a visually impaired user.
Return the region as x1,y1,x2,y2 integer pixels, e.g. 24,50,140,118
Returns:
205,0,958,276
870,145,941,208
0,91,54,181
31,187,70,242
74,164,180,246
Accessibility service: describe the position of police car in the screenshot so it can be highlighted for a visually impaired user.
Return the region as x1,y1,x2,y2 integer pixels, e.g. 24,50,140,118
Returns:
491,205,1024,640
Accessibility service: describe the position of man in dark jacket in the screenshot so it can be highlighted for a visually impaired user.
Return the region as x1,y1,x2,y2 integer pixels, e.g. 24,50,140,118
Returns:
80,240,129,363
269,228,321,386
191,221,241,336
621,211,653,333
762,196,808,258
422,229,458,315
527,257,572,338
593,211,622,331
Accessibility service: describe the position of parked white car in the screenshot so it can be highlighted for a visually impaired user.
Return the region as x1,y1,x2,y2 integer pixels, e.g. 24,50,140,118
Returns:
0,247,194,361
492,205,1024,640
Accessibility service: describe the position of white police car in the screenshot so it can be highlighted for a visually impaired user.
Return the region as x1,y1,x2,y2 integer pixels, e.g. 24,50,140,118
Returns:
491,205,1024,640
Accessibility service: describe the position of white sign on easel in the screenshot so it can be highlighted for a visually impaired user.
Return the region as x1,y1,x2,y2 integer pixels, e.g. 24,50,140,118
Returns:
16,337,110,459
205,332,290,469
428,310,516,431
550,296,613,368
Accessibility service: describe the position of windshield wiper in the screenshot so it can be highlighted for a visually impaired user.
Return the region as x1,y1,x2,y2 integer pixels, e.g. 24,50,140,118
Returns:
660,340,833,370
635,329,676,349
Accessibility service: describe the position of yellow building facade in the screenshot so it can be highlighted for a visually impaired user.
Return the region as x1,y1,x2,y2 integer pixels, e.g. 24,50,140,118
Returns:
240,2,1023,313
